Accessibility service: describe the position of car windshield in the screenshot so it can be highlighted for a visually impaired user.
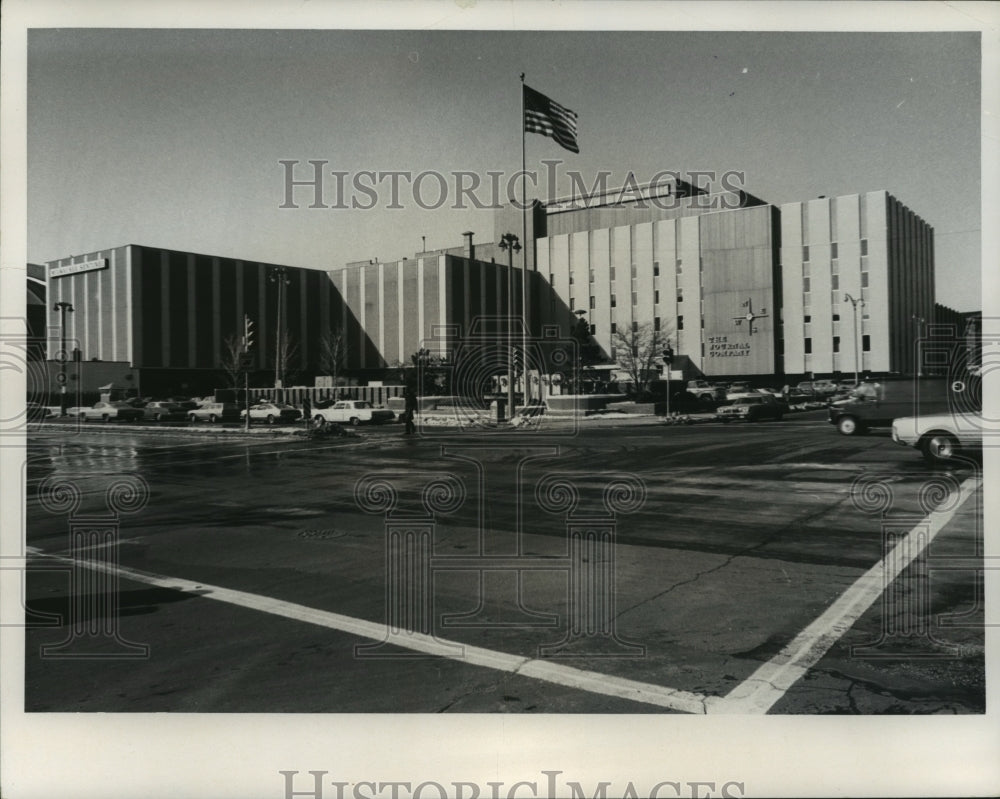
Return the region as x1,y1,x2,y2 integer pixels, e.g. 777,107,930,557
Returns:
851,383,879,400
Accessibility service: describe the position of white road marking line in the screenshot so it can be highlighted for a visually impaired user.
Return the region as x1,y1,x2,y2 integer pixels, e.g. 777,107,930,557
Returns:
25,546,710,713
706,475,982,715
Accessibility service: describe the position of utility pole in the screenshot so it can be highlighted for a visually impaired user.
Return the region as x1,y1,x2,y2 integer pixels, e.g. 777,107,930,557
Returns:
844,293,865,384
662,339,674,418
53,301,74,416
911,314,926,377
498,233,521,419
269,267,290,400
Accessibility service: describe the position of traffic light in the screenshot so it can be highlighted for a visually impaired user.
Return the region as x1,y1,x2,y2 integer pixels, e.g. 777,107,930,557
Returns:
243,315,255,351
662,346,674,365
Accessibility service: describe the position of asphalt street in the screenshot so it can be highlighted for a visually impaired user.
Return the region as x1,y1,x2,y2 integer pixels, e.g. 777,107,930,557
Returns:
21,412,985,713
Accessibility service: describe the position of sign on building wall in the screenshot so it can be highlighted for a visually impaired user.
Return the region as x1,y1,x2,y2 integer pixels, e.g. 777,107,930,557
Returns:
50,258,108,278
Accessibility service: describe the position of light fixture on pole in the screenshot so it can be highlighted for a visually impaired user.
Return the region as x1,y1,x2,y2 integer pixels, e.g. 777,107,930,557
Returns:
268,266,290,398
498,233,521,417
53,301,74,416
844,293,865,385
911,314,926,377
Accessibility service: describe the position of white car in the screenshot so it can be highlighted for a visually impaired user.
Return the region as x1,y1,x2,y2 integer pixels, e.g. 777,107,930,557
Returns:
892,412,982,464
312,400,395,427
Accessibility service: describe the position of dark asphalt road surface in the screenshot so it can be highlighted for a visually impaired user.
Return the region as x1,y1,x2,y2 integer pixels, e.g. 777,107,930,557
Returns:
22,412,985,713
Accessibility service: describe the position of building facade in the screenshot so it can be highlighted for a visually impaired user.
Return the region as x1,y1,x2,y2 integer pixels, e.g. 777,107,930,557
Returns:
44,244,359,395
779,191,935,379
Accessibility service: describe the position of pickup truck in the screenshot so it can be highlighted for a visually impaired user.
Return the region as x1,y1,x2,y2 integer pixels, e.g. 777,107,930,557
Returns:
312,399,395,427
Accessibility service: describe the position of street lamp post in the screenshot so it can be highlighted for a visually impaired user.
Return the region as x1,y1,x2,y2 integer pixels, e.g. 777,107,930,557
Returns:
498,233,521,419
844,293,865,385
911,314,926,377
53,301,74,416
269,267,290,400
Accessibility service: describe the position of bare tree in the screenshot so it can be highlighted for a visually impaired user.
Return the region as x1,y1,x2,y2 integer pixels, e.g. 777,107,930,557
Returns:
611,322,673,399
317,329,347,386
220,333,246,390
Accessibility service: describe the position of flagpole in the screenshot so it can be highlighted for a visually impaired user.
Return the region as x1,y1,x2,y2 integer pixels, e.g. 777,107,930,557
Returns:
520,72,529,406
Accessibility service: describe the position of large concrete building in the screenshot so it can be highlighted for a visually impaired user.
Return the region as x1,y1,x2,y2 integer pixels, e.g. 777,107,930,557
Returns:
37,177,951,397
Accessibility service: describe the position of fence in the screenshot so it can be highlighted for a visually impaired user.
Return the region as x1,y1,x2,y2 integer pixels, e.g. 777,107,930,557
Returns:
243,384,407,407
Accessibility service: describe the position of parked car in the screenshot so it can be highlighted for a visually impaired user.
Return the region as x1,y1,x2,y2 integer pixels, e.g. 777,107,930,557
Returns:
188,401,240,423
892,412,982,465
686,380,725,402
716,394,788,422
75,401,144,423
141,401,188,422
828,377,976,436
241,402,301,425
169,396,199,411
312,399,395,427
725,382,759,401
797,379,839,397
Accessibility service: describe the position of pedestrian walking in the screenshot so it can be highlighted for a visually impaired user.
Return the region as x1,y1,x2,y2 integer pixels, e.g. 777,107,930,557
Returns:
302,395,312,428
403,387,417,435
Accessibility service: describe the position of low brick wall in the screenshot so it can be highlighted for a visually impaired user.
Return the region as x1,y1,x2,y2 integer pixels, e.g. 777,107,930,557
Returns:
545,394,629,415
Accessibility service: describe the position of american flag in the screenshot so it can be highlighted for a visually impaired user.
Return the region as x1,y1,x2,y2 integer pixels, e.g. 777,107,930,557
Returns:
523,85,579,154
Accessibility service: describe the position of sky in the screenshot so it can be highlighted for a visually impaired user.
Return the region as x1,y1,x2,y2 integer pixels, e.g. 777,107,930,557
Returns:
26,25,985,310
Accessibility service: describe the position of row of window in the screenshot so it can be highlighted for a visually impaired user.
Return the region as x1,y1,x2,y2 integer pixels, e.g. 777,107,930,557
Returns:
804,335,871,354
557,257,709,287
573,289,683,310
801,240,868,261
802,272,868,293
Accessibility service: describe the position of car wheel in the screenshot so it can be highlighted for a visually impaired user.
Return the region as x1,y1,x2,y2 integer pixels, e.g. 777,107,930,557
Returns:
350,417,361,426
837,416,864,436
921,432,960,465
101,414,110,423
266,414,276,424
313,414,327,429
188,414,197,423
209,414,218,423
155,413,164,422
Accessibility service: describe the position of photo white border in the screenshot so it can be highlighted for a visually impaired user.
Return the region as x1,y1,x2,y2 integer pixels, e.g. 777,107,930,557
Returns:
2,2,998,797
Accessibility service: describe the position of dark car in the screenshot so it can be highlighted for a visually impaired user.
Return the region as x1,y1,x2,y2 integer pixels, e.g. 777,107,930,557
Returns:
141,401,188,422
716,394,788,422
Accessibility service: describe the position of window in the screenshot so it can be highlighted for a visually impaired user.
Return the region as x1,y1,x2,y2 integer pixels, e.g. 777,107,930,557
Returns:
861,271,869,288
677,288,684,303
678,315,684,330
804,337,812,354
631,292,638,306
860,239,868,256
654,316,661,331
610,267,616,281
589,268,595,284
610,322,617,334
803,245,810,261
610,346,617,359
804,314,811,324
569,274,574,285
653,261,660,277
831,242,839,259
831,274,839,290
654,290,660,304
833,336,840,353
549,273,555,284
832,313,841,322
569,296,575,308
589,296,596,310
862,335,871,352
590,324,596,335
676,259,683,274
803,277,811,293
610,294,617,308
701,317,705,328
631,264,637,278
631,321,638,333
